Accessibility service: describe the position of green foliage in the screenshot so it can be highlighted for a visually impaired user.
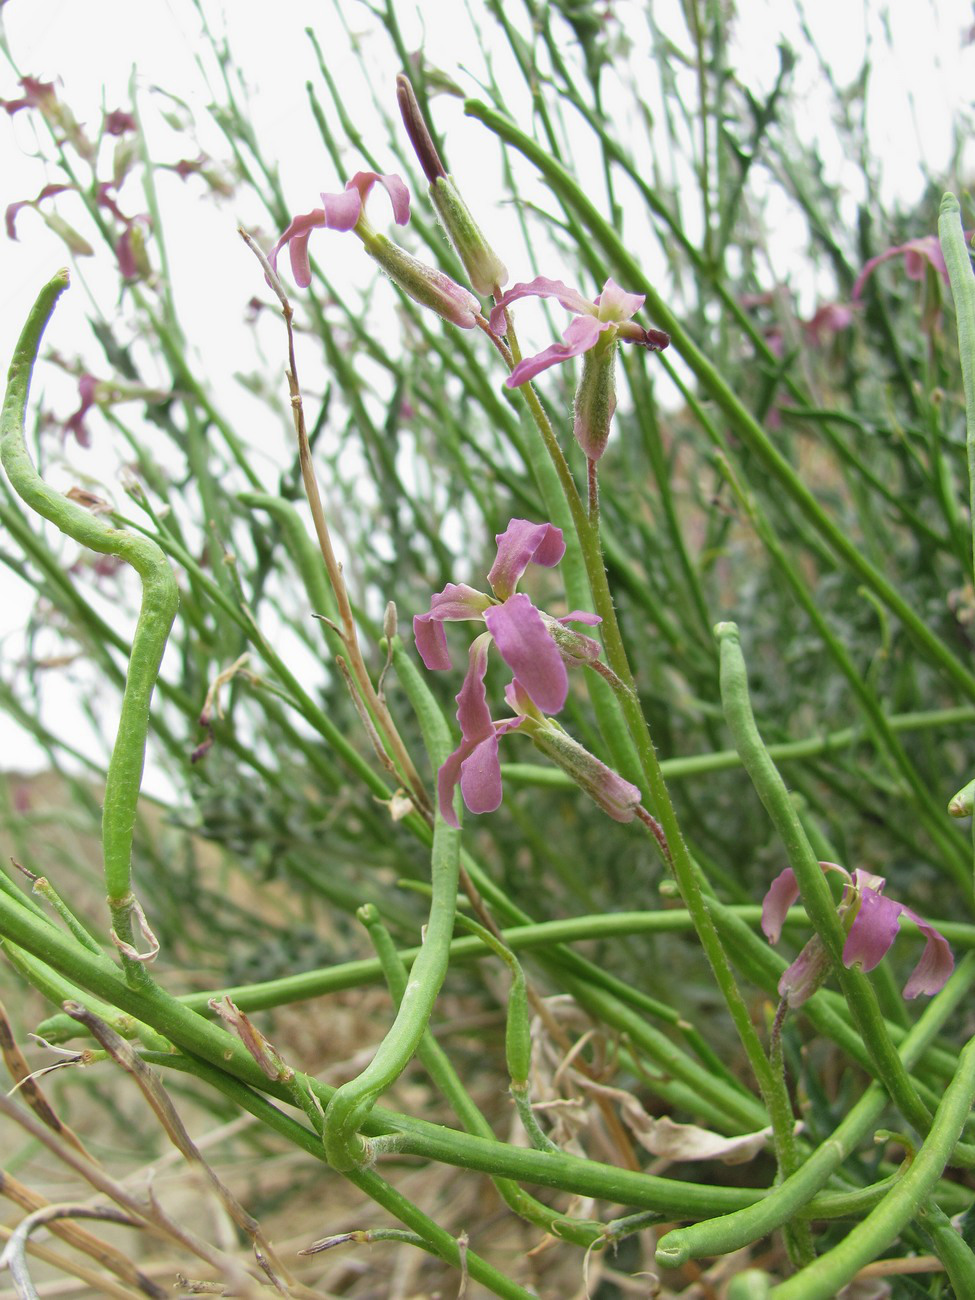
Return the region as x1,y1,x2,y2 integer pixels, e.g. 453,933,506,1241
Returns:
1,2,975,1295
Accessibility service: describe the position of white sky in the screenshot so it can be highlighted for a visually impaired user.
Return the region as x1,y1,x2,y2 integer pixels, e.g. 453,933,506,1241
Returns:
1,0,974,786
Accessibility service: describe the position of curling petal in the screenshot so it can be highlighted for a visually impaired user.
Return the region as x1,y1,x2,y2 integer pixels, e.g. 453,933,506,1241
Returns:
268,208,326,287
506,314,608,387
413,582,492,670
761,867,801,944
487,519,565,599
485,593,568,715
489,276,595,333
843,885,902,973
595,278,645,322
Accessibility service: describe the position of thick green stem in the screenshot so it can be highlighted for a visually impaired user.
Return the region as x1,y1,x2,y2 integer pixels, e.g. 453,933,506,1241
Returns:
320,646,460,1169
716,622,936,1138
0,272,178,961
770,1036,975,1299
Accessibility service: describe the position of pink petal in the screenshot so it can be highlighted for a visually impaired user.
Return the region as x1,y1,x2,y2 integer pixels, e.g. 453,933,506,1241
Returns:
344,170,411,227
489,276,594,334
594,278,645,322
413,582,492,670
320,186,363,231
487,519,564,599
761,867,800,944
505,314,608,387
268,209,326,287
903,236,947,281
896,907,954,998
455,633,494,741
437,744,468,828
852,235,948,301
437,712,527,826
558,610,602,626
902,927,954,998
484,594,568,715
842,887,902,972
459,732,505,815
413,614,451,671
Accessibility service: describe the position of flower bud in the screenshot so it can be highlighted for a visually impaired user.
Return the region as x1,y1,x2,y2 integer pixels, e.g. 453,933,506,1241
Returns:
429,175,508,296
396,74,507,295
573,337,618,461
530,725,641,822
359,230,481,328
948,776,975,817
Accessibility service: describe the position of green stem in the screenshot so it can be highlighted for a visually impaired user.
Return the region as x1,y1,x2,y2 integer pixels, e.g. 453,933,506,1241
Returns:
770,1036,975,1299
917,1200,975,1296
939,193,975,588
320,649,460,1169
358,903,603,1247
716,622,936,1138
0,272,178,965
656,951,975,1267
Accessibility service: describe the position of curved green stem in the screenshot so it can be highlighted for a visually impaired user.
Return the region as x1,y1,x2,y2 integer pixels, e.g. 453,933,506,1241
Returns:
917,1200,975,1296
716,622,938,1140
0,272,178,969
358,903,603,1247
770,1036,975,1299
320,646,460,1169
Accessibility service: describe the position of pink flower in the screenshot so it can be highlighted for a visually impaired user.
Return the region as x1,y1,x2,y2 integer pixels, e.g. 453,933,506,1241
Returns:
63,374,99,448
0,77,56,117
802,301,855,346
5,183,74,240
436,639,533,825
414,519,605,826
852,235,949,301
103,109,137,136
489,277,668,387
269,171,480,328
762,863,953,1003
414,518,601,716
269,171,410,289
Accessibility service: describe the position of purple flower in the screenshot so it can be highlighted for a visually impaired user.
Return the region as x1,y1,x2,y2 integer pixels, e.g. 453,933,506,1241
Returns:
0,77,56,117
269,170,410,289
414,518,601,717
269,171,481,328
802,301,855,346
436,638,533,826
103,109,137,136
414,519,606,826
852,235,949,301
762,863,953,1003
63,374,99,448
489,277,669,387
